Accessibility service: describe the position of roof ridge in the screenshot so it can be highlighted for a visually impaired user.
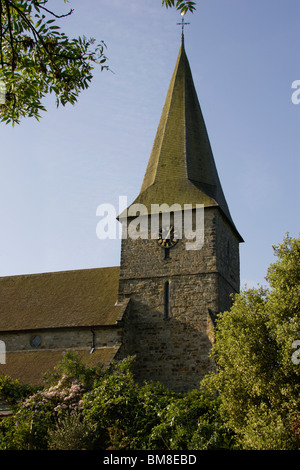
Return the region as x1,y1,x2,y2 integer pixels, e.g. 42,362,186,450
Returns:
0,265,120,280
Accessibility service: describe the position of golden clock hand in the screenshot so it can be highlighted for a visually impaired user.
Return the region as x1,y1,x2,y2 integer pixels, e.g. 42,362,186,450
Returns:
164,225,173,240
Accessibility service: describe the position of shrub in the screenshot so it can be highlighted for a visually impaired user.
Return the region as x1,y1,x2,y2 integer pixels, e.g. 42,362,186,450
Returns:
47,413,95,450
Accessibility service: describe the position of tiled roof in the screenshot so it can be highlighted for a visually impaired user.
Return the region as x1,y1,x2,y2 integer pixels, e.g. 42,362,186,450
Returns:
0,347,121,385
0,266,126,331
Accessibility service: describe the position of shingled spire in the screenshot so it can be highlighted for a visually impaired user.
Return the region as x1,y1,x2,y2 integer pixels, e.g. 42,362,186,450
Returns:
126,39,242,240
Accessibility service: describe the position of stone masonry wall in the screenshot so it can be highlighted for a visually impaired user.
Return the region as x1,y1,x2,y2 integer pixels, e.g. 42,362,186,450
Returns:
2,326,122,353
117,207,241,391
118,274,217,391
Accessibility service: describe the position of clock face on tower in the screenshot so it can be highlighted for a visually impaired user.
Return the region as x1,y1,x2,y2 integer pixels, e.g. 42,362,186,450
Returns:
157,225,179,249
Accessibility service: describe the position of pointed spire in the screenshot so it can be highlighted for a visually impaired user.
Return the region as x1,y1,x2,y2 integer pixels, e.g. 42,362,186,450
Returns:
123,41,242,240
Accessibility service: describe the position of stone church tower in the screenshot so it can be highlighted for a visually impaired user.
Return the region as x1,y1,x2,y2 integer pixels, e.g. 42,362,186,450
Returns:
116,38,243,392
0,37,242,393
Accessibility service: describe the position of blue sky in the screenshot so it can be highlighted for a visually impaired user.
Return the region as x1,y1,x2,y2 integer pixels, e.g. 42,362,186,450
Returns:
0,0,299,288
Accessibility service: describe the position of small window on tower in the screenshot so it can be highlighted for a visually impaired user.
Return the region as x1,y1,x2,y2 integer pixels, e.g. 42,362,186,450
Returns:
164,281,170,319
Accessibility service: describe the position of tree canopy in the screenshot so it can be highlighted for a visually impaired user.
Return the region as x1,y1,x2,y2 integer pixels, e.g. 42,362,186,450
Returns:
0,1,197,125
202,233,300,449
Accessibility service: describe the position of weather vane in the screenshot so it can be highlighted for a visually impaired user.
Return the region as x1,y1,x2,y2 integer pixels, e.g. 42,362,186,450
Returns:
177,12,190,39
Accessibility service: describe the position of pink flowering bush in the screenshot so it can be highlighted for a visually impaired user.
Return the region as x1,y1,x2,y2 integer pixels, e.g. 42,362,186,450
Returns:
22,375,84,418
0,352,101,449
1,375,85,449
22,374,84,416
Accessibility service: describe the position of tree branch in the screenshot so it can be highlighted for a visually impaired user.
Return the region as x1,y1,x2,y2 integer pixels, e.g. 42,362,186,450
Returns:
8,1,60,72
9,2,87,65
4,0,16,70
38,4,74,19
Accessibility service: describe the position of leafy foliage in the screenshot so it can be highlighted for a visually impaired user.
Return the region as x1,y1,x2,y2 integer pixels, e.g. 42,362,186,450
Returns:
0,353,233,450
47,412,95,450
148,390,235,450
0,0,108,124
0,352,103,449
0,375,37,404
162,1,196,15
0,1,197,125
202,234,300,450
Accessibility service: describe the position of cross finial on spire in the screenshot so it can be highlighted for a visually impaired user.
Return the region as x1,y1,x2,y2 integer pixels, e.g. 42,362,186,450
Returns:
177,13,190,42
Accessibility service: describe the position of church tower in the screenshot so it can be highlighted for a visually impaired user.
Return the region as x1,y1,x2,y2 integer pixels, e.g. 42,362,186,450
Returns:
117,37,243,392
